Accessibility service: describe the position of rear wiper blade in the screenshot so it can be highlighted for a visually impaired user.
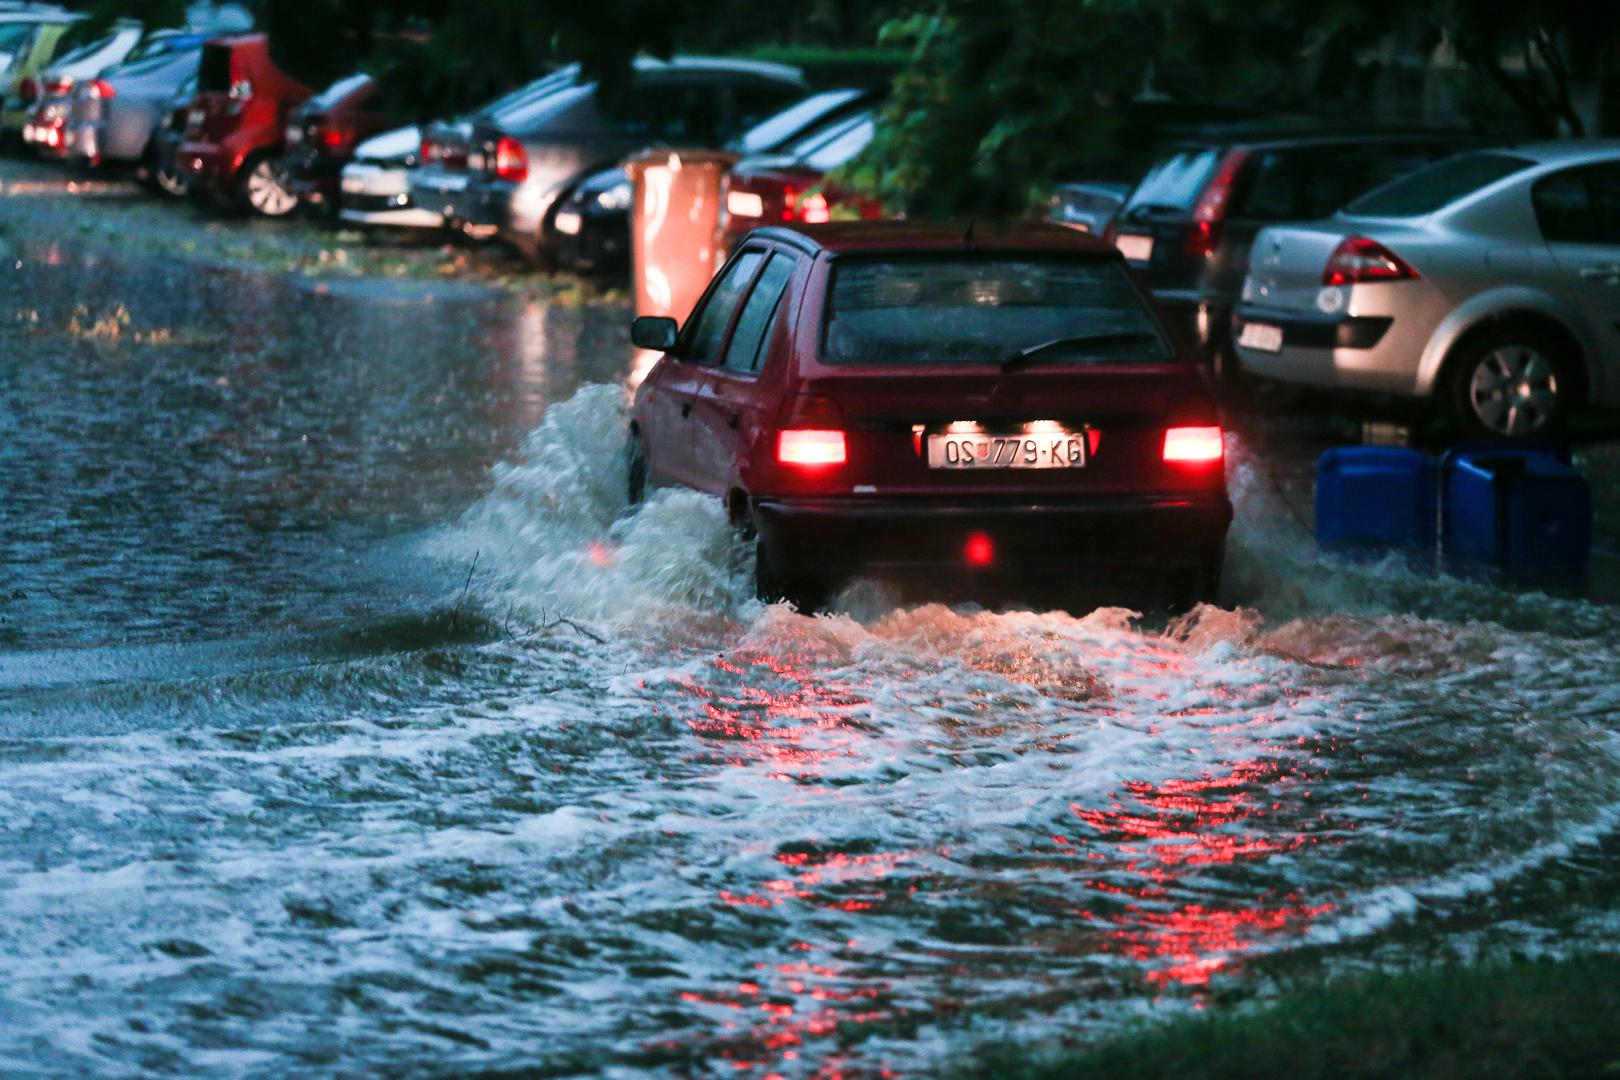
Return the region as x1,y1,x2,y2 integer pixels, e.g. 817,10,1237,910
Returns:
1002,332,1159,371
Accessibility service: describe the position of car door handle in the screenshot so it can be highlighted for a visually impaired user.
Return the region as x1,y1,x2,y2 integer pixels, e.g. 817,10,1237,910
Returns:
1579,264,1620,282
680,402,692,418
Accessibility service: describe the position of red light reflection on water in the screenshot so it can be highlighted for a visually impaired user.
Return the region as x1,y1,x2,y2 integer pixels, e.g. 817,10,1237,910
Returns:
1068,753,1342,987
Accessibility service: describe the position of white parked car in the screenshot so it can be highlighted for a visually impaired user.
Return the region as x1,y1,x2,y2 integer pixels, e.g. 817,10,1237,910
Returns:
338,125,445,230
1233,141,1620,437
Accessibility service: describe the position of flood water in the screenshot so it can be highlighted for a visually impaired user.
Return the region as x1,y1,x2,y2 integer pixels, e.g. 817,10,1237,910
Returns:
2,239,1618,1077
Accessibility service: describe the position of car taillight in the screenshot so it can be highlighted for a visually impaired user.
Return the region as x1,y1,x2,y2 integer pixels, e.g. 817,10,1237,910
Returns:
86,79,114,100
17,77,37,103
1163,426,1225,464
1185,149,1248,258
320,126,346,150
1322,235,1419,286
797,191,831,224
493,136,527,182
420,136,439,162
45,77,73,96
777,430,846,467
779,186,832,224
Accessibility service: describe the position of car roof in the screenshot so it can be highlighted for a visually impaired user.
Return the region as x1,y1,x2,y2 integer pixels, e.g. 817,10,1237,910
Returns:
1490,138,1620,167
632,54,806,85
1169,122,1483,151
749,221,1120,257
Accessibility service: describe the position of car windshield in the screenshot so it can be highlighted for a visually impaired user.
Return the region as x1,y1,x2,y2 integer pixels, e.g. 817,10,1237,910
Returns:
1345,151,1535,217
0,22,36,70
731,88,862,154
1121,148,1221,217
822,256,1172,366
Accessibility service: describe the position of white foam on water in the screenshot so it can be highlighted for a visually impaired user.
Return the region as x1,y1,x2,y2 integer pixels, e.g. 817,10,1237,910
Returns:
5,385,1619,1077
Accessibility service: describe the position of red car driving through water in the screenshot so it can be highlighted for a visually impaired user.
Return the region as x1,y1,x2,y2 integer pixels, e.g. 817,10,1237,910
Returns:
628,222,1232,611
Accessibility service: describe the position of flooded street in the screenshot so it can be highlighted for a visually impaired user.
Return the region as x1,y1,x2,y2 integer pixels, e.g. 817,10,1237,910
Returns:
3,206,1620,1077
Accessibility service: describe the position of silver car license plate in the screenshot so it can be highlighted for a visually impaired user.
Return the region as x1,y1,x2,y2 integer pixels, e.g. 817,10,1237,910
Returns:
1115,233,1153,263
927,432,1087,469
1238,321,1284,353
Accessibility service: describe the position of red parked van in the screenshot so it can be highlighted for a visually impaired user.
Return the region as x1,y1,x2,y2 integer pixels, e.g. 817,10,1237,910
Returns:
177,34,310,216
628,222,1232,611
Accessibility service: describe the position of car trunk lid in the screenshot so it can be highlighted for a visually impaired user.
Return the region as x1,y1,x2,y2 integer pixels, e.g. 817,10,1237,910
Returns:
777,365,1220,500
1243,222,1355,310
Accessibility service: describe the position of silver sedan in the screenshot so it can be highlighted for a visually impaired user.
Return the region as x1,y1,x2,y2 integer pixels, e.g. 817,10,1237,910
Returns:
1232,140,1620,437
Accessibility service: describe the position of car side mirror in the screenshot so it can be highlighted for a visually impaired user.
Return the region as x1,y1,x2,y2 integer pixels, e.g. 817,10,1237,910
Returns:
631,315,679,352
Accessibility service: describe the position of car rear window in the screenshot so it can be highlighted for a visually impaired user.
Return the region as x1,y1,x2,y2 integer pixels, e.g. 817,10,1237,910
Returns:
310,73,372,111
822,257,1172,366
732,88,861,154
1121,148,1221,216
798,114,873,172
1345,151,1534,217
198,43,232,92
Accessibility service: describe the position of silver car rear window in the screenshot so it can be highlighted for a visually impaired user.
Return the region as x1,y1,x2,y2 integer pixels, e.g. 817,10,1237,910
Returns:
1345,151,1535,217
822,257,1172,367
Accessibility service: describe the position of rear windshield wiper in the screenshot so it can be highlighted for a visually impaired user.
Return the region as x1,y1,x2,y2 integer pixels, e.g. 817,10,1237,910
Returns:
1002,332,1160,371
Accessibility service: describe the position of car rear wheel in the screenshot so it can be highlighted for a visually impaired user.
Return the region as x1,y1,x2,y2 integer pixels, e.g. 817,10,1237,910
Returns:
1445,328,1574,439
754,542,825,613
239,156,298,218
147,145,188,198
625,436,647,507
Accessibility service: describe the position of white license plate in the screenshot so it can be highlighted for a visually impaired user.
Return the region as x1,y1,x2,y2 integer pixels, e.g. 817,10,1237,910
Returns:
1237,321,1284,353
926,432,1087,470
1115,233,1153,263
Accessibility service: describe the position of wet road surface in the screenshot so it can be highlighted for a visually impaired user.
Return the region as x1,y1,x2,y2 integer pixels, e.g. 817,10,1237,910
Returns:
2,180,1619,1078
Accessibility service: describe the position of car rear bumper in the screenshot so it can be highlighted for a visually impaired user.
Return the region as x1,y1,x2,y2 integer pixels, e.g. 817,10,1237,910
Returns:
753,494,1232,583
178,140,235,183
1232,302,1424,396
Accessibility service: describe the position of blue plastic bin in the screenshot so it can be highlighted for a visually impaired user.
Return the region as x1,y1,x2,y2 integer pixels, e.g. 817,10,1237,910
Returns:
1315,446,1437,557
1441,447,1591,575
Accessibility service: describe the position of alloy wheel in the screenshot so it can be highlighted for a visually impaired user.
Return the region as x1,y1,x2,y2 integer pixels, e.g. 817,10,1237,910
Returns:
1467,345,1559,437
245,159,298,217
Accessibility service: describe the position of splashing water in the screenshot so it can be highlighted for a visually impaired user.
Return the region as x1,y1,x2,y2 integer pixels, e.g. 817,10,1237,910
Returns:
3,382,1617,1078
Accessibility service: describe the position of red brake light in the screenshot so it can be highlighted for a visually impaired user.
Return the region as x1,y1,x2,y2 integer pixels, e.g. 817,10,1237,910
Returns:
779,184,798,222
45,77,73,96
321,127,345,150
797,191,831,224
1185,149,1248,258
419,136,439,162
493,136,527,183
777,430,846,467
87,79,114,100
964,532,994,567
1163,426,1224,464
1322,235,1419,286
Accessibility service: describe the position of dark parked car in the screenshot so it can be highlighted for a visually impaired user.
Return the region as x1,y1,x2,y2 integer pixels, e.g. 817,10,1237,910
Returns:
1106,124,1488,371
282,71,410,211
551,86,883,273
177,33,310,215
627,222,1231,611
717,107,885,254
412,57,808,262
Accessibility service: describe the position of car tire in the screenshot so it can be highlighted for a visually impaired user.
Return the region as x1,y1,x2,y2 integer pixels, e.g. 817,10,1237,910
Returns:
1443,326,1575,440
754,542,823,613
238,155,299,218
625,435,647,507
146,143,188,198
1167,550,1223,613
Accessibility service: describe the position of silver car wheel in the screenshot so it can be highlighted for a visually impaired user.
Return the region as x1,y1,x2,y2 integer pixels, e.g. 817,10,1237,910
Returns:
154,162,188,198
1468,345,1559,437
245,159,298,217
